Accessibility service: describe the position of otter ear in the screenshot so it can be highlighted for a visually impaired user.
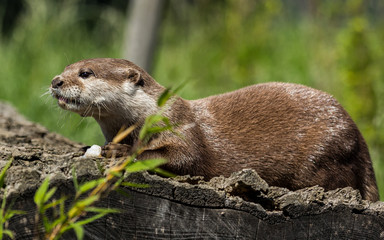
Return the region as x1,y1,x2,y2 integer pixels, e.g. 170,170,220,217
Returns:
127,68,144,86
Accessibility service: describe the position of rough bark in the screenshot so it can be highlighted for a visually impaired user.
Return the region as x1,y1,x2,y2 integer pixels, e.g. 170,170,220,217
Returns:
1,101,383,239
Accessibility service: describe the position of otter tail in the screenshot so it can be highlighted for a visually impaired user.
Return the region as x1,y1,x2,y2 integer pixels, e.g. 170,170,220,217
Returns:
356,133,379,202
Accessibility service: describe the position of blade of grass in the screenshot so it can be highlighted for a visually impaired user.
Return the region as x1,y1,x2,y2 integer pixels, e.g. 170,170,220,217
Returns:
125,158,167,173
121,182,150,188
72,168,79,192
112,125,136,143
0,158,13,188
34,177,50,207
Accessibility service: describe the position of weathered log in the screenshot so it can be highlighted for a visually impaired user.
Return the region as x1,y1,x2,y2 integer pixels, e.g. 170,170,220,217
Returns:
1,101,384,239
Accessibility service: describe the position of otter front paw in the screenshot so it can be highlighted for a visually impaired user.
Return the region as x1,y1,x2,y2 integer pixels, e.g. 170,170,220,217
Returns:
101,143,132,158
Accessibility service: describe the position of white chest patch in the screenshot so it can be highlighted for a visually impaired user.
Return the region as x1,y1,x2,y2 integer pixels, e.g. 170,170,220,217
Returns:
121,82,158,117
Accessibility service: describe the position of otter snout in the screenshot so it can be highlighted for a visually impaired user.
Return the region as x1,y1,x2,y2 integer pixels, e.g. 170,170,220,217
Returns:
51,77,64,89
49,74,84,113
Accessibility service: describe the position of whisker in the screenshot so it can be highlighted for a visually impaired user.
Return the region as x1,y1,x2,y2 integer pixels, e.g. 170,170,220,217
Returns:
40,90,51,98
41,94,54,105
64,53,70,65
86,104,93,116
83,104,92,117
102,102,110,112
97,104,102,120
76,104,92,127
77,114,87,127
57,110,71,129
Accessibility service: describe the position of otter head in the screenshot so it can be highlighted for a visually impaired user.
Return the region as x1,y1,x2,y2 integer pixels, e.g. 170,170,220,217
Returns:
50,58,165,142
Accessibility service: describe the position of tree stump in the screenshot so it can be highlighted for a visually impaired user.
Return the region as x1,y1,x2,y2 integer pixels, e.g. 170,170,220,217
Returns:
1,101,383,239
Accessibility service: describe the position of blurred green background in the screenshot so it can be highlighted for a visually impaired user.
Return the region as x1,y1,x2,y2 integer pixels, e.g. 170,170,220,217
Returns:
0,0,383,199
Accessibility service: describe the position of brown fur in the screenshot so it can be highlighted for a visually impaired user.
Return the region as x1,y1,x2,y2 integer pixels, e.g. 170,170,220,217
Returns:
50,58,379,201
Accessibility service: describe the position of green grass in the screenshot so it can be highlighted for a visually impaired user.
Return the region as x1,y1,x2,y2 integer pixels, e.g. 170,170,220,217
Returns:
1,0,383,199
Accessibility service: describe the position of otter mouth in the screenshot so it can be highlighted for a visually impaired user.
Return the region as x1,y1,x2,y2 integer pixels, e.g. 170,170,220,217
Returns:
58,96,78,105
52,93,83,111
50,89,99,117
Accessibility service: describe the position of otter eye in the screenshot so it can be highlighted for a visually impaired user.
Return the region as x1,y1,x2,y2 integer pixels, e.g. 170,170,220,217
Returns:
79,71,93,79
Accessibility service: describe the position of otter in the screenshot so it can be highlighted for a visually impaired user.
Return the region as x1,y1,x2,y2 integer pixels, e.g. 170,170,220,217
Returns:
50,58,379,201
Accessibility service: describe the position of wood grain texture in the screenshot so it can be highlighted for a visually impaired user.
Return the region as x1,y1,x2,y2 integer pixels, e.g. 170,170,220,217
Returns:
6,183,384,240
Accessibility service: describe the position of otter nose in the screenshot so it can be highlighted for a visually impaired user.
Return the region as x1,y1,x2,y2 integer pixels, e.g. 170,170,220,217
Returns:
51,77,64,89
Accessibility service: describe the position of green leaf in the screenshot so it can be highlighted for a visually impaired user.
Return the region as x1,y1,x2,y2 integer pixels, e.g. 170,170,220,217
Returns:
85,207,120,214
42,216,52,234
74,195,99,209
1,192,7,215
109,171,123,178
125,159,167,173
115,187,131,198
4,210,25,220
152,167,176,178
157,82,186,107
51,214,66,231
95,160,105,175
146,125,173,135
34,177,50,207
0,221,3,237
68,195,100,219
112,176,125,190
0,158,13,189
145,115,165,128
121,182,150,188
75,213,108,227
157,88,172,107
172,81,187,95
139,115,170,141
3,229,14,239
77,179,104,197
69,222,84,240
59,196,65,218
43,187,57,203
72,167,79,191
42,197,66,212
